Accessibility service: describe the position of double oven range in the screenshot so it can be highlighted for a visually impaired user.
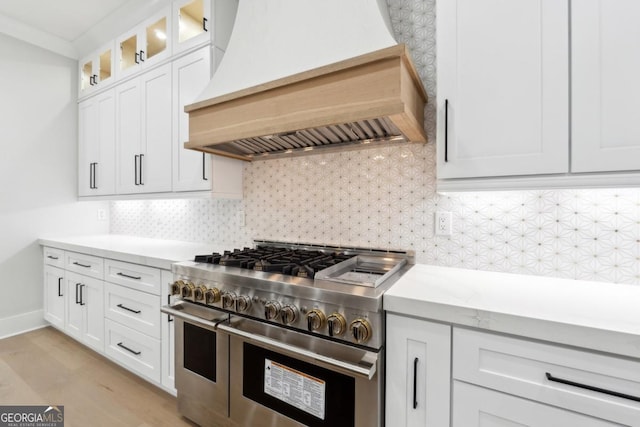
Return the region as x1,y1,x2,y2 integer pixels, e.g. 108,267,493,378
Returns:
161,240,413,427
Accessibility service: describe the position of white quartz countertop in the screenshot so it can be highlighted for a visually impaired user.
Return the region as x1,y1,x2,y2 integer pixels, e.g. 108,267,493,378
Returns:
39,234,220,270
384,265,640,359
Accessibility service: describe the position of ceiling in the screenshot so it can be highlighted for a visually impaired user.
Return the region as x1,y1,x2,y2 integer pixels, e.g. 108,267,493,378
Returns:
0,0,131,42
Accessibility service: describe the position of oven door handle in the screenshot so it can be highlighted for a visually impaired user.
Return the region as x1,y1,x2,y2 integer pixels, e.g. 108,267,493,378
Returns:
161,305,227,332
217,321,377,380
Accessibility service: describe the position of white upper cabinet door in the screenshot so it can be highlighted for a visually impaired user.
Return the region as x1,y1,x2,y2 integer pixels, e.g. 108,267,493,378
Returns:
173,0,212,54
437,0,569,179
572,0,640,173
141,63,173,193
79,42,115,97
172,46,212,192
78,90,116,197
116,78,142,194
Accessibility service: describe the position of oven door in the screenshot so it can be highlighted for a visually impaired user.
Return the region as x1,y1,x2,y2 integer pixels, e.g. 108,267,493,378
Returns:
218,316,382,427
162,302,229,427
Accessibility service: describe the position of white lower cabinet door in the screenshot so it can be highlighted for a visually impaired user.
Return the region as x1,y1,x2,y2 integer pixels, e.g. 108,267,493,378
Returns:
44,265,65,329
385,314,451,427
64,272,104,353
453,381,622,427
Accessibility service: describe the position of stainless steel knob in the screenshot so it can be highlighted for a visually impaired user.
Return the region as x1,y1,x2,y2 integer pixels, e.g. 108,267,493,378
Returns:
181,282,195,298
264,301,281,320
170,280,184,296
327,313,347,337
281,304,299,325
222,292,236,309
350,318,372,343
205,288,221,304
235,295,251,312
306,309,326,332
194,285,207,301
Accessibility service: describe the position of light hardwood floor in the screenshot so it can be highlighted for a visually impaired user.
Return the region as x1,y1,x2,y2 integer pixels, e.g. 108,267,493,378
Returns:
0,327,197,427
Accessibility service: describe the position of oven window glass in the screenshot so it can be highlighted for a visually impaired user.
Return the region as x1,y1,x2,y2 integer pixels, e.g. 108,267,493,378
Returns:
183,323,216,382
242,343,355,427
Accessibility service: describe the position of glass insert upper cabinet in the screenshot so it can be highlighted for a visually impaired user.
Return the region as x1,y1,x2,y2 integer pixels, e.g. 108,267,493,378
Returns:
79,42,115,97
173,0,212,53
116,7,172,80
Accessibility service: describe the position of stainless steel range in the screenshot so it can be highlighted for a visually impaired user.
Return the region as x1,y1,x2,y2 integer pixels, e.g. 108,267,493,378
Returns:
162,240,413,427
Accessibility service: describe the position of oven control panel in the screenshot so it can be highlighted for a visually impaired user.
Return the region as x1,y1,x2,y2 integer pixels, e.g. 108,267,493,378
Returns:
170,279,382,348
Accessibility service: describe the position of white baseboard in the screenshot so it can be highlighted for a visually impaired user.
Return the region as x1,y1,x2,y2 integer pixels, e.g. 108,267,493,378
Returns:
0,309,48,340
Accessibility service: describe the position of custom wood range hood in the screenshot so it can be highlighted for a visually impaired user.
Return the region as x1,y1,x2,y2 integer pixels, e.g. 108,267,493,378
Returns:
183,0,428,161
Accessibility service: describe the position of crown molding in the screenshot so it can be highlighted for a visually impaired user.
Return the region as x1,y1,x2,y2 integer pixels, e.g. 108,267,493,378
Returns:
0,13,77,59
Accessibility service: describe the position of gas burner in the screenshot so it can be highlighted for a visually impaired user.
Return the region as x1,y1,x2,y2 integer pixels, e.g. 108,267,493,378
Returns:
194,245,354,279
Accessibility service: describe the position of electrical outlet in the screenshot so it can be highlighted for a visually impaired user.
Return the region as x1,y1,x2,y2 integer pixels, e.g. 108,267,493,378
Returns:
237,210,245,227
97,209,107,221
435,211,452,236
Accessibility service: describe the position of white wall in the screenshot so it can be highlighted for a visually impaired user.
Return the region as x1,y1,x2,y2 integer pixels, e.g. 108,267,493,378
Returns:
0,33,109,335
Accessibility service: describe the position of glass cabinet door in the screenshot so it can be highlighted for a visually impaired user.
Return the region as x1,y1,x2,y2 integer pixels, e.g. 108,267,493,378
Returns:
146,17,168,60
120,34,139,73
81,60,94,91
178,0,206,43
98,49,112,83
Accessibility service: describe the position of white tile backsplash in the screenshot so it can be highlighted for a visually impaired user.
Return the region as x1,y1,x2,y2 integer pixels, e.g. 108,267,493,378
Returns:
110,0,640,285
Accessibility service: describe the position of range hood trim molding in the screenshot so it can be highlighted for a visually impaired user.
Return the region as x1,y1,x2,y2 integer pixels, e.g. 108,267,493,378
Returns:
185,44,428,161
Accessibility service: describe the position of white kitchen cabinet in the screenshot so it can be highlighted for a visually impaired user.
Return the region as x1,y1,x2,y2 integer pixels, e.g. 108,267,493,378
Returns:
173,0,212,54
79,42,115,97
105,318,162,383
160,270,177,393
436,0,569,179
452,381,620,427
64,271,105,354
78,89,116,197
172,46,212,192
44,265,65,330
572,0,640,173
116,63,173,195
385,314,451,427
116,7,172,80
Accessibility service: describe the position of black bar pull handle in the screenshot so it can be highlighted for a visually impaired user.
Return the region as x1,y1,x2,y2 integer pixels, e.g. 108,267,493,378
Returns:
203,17,208,32
202,153,208,181
93,163,98,189
444,99,449,163
89,75,95,86
139,50,145,62
58,277,63,297
135,51,140,64
413,357,419,409
139,154,144,185
134,155,139,185
117,342,141,355
92,74,98,85
73,261,91,268
79,284,85,306
167,295,173,323
89,163,93,189
47,255,59,260
75,282,81,304
117,272,142,280
545,372,640,403
117,303,141,314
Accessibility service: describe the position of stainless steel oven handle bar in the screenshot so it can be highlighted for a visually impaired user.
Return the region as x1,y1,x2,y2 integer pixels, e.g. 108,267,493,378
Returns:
216,321,377,380
161,305,227,331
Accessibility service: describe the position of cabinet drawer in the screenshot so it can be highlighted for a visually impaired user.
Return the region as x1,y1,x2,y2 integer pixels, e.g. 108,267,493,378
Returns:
104,319,160,383
43,247,65,268
65,251,104,279
453,328,640,425
453,381,619,427
104,259,161,295
104,282,160,338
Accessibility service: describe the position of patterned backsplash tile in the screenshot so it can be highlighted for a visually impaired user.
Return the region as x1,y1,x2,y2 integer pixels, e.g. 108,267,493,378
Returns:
110,0,640,285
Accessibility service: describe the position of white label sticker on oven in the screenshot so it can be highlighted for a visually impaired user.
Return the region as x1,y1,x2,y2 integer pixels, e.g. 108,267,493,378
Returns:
264,359,326,420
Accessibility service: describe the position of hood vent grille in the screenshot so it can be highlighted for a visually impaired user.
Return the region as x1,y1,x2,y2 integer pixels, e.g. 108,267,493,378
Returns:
213,118,404,160
184,45,427,161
